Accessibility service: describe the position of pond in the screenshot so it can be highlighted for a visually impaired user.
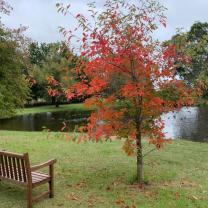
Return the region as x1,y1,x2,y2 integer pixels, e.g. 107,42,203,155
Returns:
0,106,208,142
162,106,208,142
0,110,91,132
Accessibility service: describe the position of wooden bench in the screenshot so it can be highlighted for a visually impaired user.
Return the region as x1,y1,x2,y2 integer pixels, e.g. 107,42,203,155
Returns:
0,150,57,208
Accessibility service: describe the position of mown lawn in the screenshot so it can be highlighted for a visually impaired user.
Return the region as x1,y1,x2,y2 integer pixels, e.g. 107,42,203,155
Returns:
0,131,208,208
16,103,87,116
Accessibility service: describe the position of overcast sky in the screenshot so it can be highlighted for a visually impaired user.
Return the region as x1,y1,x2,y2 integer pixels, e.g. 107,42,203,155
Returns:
1,0,208,43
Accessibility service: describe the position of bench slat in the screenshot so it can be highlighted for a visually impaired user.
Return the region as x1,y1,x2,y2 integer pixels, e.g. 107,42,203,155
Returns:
16,158,23,181
20,158,27,182
12,157,18,180
4,156,10,178
0,155,6,176
8,156,14,179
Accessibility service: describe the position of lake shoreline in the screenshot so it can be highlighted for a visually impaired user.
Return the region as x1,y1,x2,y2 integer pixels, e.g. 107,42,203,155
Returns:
0,103,88,120
1,105,208,142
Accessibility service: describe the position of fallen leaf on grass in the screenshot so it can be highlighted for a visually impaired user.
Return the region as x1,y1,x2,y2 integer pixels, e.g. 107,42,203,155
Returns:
187,195,199,201
66,192,79,201
75,181,87,189
106,177,123,191
115,198,137,208
115,198,125,205
87,193,105,208
180,179,198,188
67,184,72,187
174,192,180,199
191,195,198,200
106,186,112,191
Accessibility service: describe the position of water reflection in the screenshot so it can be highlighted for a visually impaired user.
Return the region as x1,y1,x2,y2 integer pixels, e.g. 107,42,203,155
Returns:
162,107,208,142
0,110,91,132
1,107,208,142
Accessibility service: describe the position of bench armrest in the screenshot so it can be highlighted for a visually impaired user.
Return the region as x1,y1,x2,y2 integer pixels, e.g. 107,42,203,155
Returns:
31,159,57,171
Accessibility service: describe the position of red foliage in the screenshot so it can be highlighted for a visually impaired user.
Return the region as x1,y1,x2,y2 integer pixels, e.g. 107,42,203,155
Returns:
59,0,195,156
46,76,62,97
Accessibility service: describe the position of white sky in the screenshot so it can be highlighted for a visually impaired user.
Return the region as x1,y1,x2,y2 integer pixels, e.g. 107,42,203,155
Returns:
1,0,208,43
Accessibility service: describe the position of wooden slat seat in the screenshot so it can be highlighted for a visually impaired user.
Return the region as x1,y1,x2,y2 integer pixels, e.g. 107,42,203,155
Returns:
0,150,57,208
32,172,50,186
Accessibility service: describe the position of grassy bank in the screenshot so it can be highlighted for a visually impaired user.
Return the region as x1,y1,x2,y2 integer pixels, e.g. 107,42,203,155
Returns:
0,131,208,208
16,103,87,116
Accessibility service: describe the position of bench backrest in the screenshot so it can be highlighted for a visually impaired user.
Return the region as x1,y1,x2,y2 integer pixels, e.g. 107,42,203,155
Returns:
0,151,31,184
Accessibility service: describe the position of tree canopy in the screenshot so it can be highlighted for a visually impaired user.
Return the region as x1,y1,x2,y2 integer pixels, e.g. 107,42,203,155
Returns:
57,0,195,183
0,28,29,117
29,41,79,105
166,22,208,94
0,0,30,117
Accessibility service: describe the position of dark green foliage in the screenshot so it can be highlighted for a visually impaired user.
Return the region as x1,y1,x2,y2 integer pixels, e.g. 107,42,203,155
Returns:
29,42,79,103
29,42,50,66
188,22,208,42
0,28,29,118
167,22,208,86
159,85,180,102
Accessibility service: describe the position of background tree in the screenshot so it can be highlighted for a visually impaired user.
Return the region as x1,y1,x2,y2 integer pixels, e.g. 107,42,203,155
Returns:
0,0,29,117
166,22,208,95
28,42,51,101
58,0,194,183
0,28,29,118
30,41,79,105
0,0,12,23
29,42,50,66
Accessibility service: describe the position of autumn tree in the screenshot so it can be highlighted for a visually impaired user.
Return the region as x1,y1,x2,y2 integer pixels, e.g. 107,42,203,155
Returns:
58,0,194,183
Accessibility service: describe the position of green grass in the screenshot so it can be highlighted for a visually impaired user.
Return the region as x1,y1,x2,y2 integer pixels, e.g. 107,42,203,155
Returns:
0,131,208,208
16,103,87,116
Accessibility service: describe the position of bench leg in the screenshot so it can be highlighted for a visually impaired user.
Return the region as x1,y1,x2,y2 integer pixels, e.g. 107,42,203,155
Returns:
27,186,33,208
49,164,54,198
49,179,54,198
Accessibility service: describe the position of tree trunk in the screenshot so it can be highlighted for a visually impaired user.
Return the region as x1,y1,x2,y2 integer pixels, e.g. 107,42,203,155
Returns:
51,96,55,105
52,96,59,107
136,130,144,184
55,97,60,108
129,57,144,183
55,102,59,108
